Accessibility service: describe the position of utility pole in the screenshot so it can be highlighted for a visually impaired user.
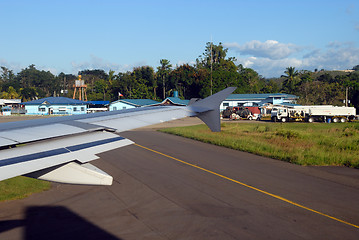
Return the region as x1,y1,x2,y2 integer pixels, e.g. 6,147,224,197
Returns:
210,38,213,95
163,74,165,99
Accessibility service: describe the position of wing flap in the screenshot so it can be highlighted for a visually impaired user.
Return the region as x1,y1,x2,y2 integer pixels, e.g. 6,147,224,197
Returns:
27,162,113,185
0,131,133,182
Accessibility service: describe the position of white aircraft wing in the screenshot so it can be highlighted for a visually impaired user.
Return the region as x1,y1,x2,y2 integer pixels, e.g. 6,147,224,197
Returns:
0,87,236,185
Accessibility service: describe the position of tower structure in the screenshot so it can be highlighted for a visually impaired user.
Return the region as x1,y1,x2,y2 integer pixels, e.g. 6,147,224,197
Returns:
73,75,87,101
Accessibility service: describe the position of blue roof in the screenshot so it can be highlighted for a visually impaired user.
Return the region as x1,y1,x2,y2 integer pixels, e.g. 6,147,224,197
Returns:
162,97,189,106
227,93,298,100
281,103,301,106
23,97,87,105
111,99,160,107
87,101,110,105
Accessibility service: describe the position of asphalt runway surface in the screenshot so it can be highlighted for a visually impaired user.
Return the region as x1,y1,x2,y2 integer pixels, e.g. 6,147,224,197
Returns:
0,117,359,239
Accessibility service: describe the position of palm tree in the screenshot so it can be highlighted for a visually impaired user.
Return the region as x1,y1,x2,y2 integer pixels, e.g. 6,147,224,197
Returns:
1,86,19,99
282,67,299,94
157,59,172,99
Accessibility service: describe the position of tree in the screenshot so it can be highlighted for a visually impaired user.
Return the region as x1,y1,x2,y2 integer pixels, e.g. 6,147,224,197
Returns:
94,79,108,100
281,67,299,94
1,66,18,92
1,86,19,99
79,69,109,96
157,59,172,99
16,65,58,98
20,87,38,101
197,42,231,69
195,42,243,96
169,64,199,99
56,72,77,98
240,67,261,93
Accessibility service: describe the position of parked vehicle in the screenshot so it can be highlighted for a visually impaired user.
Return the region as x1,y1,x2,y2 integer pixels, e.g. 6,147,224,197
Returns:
271,105,356,123
221,106,260,120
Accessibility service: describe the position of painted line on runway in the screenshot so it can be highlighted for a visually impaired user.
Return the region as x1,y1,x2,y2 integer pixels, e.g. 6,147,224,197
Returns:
134,143,359,230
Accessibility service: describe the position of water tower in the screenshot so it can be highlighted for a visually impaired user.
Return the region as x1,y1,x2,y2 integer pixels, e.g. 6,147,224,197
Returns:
73,75,87,101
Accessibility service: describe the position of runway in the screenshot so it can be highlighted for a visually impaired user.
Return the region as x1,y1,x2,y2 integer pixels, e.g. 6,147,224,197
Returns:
0,120,359,239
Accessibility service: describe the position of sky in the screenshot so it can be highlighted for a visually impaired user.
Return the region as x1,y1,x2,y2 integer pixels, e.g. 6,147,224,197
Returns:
0,0,358,78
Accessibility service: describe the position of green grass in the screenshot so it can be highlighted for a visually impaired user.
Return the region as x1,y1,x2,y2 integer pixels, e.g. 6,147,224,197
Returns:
0,176,51,202
160,122,359,168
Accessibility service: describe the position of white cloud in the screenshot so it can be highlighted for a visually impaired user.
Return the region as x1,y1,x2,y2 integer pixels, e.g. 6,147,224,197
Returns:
237,56,306,77
225,40,359,77
176,60,196,67
304,42,359,70
0,59,23,73
224,40,300,60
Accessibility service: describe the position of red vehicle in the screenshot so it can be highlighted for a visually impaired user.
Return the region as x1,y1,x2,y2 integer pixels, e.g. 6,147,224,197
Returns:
222,106,260,120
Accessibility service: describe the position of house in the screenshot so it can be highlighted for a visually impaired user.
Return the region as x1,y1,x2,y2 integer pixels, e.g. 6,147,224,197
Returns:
23,97,87,115
221,93,298,111
109,99,159,111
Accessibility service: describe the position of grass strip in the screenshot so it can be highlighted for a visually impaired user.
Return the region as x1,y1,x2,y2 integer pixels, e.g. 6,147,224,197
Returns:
160,121,359,168
0,176,51,202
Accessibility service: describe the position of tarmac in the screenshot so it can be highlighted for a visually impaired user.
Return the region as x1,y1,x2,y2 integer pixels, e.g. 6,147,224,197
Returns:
0,115,359,239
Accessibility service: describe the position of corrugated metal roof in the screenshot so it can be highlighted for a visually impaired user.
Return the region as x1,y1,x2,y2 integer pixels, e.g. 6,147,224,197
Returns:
111,99,160,107
23,97,87,105
87,101,110,105
226,93,298,100
0,99,21,105
162,97,189,106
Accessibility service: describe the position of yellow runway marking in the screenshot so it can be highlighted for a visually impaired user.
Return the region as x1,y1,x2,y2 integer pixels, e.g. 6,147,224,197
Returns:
135,143,359,229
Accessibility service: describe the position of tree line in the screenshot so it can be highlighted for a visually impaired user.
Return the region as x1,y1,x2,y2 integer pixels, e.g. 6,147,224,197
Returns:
1,42,359,109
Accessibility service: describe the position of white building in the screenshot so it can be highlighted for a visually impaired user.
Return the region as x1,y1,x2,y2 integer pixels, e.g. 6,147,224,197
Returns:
221,93,298,111
109,99,159,111
23,97,87,115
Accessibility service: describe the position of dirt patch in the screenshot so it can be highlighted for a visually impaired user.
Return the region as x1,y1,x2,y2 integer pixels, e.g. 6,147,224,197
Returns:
0,115,52,123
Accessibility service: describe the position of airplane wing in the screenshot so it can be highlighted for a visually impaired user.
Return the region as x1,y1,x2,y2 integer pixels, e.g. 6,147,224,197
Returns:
0,87,236,185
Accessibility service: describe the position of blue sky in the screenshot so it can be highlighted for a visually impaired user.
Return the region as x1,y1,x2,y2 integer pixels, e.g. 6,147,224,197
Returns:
1,0,358,77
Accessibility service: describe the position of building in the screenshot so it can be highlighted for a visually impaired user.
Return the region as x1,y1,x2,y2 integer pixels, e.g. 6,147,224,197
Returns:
0,99,22,115
160,91,189,106
221,93,298,111
87,101,109,113
23,97,87,115
1,106,12,116
109,99,159,111
0,99,21,107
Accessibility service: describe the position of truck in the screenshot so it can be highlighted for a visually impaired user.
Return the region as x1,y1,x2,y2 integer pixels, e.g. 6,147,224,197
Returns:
271,105,356,123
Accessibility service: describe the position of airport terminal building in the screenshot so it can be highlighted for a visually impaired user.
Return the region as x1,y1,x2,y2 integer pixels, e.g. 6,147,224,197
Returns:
23,97,87,115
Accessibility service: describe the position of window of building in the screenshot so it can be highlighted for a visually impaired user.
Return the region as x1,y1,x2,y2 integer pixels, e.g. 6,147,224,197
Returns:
73,107,77,111
81,107,85,111
38,107,46,112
